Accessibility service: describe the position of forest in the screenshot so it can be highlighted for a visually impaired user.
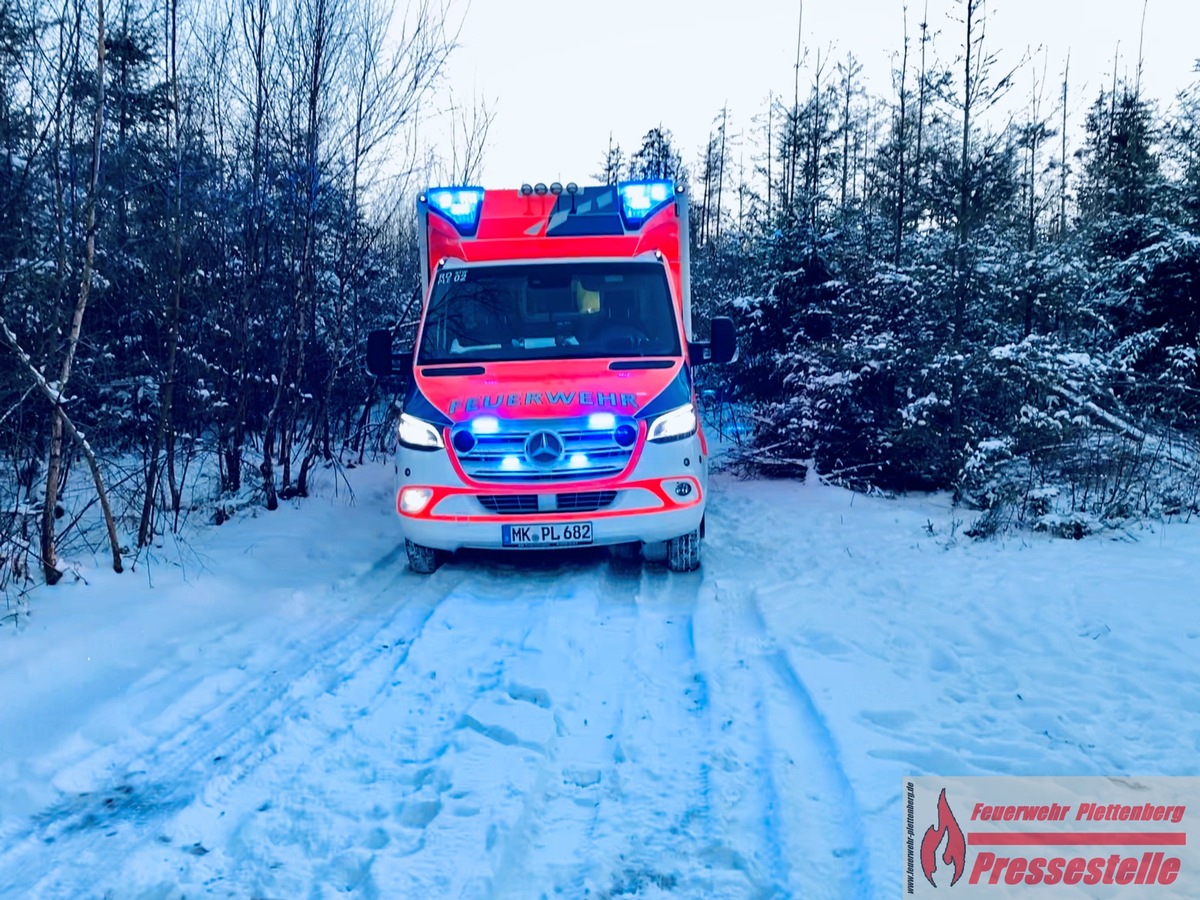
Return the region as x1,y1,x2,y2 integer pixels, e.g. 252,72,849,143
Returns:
2,0,1199,594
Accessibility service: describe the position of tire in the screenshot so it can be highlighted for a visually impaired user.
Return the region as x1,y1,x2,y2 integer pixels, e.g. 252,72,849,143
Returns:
405,538,443,574
666,528,700,572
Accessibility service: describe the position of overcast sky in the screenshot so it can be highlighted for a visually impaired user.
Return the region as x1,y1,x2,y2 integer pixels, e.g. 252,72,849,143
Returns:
436,0,1198,188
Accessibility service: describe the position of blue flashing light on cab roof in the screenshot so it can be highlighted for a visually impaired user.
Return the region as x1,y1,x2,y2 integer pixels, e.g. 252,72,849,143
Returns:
617,180,675,229
426,187,485,235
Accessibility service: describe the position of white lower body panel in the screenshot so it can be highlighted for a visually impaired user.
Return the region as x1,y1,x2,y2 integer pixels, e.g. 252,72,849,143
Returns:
394,434,707,553
400,503,703,552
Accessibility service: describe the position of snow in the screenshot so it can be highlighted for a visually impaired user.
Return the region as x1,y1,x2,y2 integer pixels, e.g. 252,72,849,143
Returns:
2,463,1199,897
974,438,1010,453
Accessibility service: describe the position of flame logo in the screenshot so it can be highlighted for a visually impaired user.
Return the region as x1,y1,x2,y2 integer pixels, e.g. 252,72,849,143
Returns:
920,788,966,888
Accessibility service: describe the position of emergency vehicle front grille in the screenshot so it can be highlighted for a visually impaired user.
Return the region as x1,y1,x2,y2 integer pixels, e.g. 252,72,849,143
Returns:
556,491,617,512
477,491,618,515
452,417,636,483
477,494,539,514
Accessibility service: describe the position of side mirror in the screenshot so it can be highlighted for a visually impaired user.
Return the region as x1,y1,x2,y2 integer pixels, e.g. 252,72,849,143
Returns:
689,316,737,365
709,316,736,364
366,329,392,376
366,329,414,380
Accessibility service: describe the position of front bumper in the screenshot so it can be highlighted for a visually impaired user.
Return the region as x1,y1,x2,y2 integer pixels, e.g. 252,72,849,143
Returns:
393,434,707,552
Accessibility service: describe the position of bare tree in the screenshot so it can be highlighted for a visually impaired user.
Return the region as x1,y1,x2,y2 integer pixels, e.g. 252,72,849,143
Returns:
697,107,732,247
137,0,186,545
836,53,862,217
260,0,345,509
210,0,276,497
260,0,458,507
714,104,728,244
698,127,715,244
40,0,120,581
595,131,624,185
1,320,122,578
894,6,911,265
298,0,458,495
1058,54,1070,237
442,88,494,185
785,1,803,212
1016,49,1058,336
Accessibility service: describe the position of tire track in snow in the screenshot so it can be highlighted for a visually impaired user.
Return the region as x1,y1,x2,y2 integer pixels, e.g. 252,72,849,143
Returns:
700,475,872,895
79,552,534,897
479,558,793,900
690,577,793,899
0,544,458,897
199,557,555,897
482,560,643,898
383,556,718,899
566,565,718,898
697,577,871,899
317,552,580,898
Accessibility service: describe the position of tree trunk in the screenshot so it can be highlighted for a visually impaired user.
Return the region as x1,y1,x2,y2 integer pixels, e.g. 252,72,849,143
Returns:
894,7,909,267
262,0,326,510
1059,56,1070,238
42,0,106,584
138,0,185,546
2,316,122,576
950,0,976,449
715,106,727,245
914,2,929,227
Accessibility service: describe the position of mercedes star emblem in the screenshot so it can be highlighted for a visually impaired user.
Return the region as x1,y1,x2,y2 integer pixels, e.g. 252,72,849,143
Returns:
524,430,565,466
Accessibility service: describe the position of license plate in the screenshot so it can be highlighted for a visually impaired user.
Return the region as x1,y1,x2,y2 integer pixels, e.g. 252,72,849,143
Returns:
502,522,593,548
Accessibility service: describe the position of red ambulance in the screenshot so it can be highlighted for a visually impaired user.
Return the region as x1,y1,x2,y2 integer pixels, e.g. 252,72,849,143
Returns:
366,180,735,573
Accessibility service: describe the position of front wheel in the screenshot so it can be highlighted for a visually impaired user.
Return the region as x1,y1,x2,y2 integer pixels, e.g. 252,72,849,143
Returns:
666,529,700,572
405,538,444,574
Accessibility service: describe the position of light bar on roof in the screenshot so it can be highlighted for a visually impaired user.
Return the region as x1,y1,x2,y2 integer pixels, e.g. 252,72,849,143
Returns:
617,180,674,228
427,187,485,235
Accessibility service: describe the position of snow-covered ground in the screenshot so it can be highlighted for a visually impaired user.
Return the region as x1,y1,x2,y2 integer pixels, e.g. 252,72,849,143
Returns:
2,461,1198,898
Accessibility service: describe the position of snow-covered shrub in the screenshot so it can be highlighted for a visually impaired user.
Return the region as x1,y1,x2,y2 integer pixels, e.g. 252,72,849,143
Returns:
1032,512,1097,540
956,331,1200,535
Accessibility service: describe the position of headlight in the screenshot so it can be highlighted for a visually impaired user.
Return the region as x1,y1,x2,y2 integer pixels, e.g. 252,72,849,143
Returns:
646,403,697,443
398,413,444,450
399,487,434,514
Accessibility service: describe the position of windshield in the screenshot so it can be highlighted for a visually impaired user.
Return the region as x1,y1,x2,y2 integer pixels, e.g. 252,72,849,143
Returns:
417,261,681,364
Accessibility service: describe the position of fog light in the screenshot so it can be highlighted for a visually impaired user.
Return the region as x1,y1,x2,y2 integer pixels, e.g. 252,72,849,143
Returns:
661,480,696,503
400,487,434,514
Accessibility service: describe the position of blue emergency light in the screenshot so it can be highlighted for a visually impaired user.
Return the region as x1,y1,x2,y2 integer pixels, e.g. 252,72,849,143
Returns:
617,180,674,229
427,187,485,235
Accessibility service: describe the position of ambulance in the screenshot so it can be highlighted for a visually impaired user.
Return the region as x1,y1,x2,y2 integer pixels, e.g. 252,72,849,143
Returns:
365,180,735,573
